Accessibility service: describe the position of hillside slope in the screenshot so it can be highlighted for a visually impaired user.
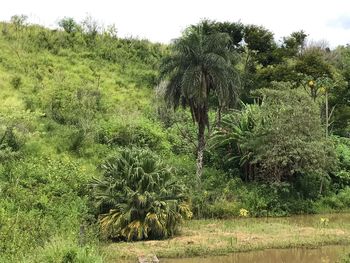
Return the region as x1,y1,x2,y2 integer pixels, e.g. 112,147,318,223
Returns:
0,21,182,262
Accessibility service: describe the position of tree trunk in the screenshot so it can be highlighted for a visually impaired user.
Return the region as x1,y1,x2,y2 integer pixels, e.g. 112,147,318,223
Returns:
196,73,208,180
196,120,206,180
215,106,222,127
325,91,329,138
320,91,329,195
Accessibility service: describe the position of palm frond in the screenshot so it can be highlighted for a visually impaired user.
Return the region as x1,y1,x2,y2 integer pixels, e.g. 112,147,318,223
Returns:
91,148,191,241
160,22,240,126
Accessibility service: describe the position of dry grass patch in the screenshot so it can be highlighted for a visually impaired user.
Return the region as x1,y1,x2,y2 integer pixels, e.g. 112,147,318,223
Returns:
103,216,350,262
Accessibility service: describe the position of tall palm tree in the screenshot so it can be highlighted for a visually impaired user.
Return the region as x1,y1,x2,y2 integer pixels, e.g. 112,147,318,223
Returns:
160,22,239,179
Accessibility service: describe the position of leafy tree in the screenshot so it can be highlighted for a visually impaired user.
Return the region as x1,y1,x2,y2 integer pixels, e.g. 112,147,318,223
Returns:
331,136,350,190
282,31,307,57
239,25,280,102
328,46,350,136
243,25,277,66
244,25,274,52
201,19,244,50
295,46,333,80
211,83,335,183
91,148,192,241
58,17,80,34
160,22,239,179
254,86,335,182
10,14,28,32
82,15,99,46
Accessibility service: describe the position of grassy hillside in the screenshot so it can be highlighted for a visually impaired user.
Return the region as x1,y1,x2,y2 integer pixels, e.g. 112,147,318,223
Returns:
0,21,185,262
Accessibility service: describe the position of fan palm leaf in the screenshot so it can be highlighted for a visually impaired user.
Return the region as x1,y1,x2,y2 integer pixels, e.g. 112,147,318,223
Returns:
91,148,192,241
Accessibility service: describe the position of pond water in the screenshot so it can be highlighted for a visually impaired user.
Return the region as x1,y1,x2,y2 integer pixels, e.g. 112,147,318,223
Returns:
162,245,349,263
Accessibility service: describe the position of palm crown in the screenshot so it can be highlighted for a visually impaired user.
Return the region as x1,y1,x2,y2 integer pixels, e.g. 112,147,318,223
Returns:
160,25,238,127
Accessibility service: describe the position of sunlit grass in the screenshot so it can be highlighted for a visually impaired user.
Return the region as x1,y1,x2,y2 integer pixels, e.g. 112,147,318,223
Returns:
104,214,350,262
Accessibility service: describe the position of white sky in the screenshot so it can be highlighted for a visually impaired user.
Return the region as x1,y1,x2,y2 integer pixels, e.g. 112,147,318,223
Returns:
1,0,350,48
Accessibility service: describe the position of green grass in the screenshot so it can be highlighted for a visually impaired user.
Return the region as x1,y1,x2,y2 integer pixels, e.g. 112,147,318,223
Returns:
0,22,169,262
103,214,350,261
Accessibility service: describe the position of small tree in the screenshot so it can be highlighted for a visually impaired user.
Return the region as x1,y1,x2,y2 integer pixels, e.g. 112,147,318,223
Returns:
91,148,192,241
58,17,80,34
10,14,28,32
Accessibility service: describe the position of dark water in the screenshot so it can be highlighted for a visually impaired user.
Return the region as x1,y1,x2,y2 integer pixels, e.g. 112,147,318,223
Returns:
162,245,349,263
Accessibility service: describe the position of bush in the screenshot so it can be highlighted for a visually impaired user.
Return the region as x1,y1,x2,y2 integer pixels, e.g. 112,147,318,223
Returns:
294,172,331,200
48,85,102,126
317,187,350,211
192,172,312,218
97,118,170,152
10,76,22,89
27,237,103,263
232,183,289,217
331,136,350,190
0,156,90,261
205,200,239,219
91,148,192,241
341,253,350,263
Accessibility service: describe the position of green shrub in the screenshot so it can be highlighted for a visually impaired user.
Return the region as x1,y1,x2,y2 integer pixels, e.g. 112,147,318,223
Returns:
294,172,331,200
338,187,350,206
193,173,297,218
206,200,239,219
97,118,170,152
341,252,350,263
48,85,102,126
317,187,350,211
0,156,91,261
26,237,103,263
91,148,192,241
10,76,22,89
331,136,350,190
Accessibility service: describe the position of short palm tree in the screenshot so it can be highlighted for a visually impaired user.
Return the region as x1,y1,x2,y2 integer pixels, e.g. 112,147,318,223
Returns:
160,22,239,179
91,148,192,241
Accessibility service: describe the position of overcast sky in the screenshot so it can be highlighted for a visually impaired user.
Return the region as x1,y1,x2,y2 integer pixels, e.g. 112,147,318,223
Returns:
1,0,350,47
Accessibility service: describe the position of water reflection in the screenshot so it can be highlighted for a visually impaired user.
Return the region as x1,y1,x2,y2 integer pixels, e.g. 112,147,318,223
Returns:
162,246,349,263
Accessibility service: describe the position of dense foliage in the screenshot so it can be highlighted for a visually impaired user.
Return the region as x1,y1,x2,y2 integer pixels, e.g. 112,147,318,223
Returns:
1,15,350,262
212,84,334,182
0,16,167,262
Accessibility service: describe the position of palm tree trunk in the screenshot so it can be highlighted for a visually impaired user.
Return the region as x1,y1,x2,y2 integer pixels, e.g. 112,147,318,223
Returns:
215,106,222,127
196,120,206,180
